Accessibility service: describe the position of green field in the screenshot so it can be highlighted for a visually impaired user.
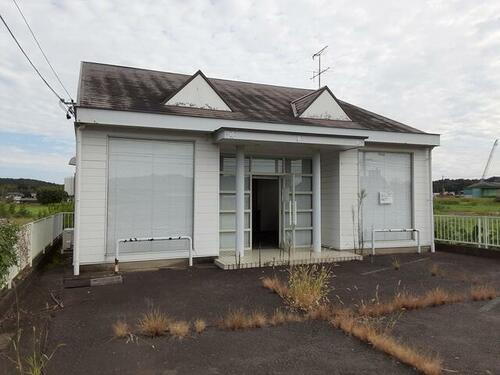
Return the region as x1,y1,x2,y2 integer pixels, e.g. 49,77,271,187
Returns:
0,202,74,225
434,197,500,216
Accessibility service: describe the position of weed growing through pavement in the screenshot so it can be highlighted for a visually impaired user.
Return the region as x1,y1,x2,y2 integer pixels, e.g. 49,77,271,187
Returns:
169,321,190,339
137,309,170,337
193,319,207,334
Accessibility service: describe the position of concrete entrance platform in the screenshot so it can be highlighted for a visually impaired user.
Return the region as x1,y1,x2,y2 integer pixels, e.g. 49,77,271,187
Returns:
215,248,362,270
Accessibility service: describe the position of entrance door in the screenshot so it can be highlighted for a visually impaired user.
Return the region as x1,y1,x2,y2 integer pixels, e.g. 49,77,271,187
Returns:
252,177,279,248
280,173,296,251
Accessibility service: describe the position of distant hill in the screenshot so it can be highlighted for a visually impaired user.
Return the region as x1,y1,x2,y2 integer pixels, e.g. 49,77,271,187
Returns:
0,178,61,197
433,176,500,194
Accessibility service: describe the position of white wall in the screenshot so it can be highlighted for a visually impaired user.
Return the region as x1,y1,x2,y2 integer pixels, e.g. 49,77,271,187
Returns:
75,125,219,265
320,145,433,251
300,90,351,121
165,74,231,111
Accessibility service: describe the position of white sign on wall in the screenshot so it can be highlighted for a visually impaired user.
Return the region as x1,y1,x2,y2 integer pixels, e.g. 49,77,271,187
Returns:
379,191,393,205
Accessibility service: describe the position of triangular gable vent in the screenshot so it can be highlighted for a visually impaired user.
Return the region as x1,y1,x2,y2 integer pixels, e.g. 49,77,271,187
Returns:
165,70,232,111
292,87,350,121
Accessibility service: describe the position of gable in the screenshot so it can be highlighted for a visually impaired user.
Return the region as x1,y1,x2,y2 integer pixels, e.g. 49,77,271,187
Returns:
165,71,231,111
299,89,350,121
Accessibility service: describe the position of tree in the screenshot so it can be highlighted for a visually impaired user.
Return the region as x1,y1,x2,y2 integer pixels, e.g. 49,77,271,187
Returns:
37,187,67,204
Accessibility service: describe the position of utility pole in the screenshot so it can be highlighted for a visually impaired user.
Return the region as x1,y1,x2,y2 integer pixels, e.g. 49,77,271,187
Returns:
311,46,330,88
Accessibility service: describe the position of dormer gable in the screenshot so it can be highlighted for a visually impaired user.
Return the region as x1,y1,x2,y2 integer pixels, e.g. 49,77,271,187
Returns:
291,86,350,121
164,70,232,111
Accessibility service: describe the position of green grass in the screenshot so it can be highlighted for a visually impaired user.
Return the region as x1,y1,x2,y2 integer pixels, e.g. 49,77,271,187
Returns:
0,201,73,225
434,197,500,216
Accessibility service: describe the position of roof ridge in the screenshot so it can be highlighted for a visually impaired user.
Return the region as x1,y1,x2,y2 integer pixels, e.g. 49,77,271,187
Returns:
81,61,316,92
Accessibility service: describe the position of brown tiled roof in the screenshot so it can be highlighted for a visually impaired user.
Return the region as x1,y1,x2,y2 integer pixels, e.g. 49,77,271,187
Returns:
77,62,426,134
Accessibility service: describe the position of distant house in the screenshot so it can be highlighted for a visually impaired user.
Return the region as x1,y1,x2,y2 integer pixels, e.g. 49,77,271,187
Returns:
463,181,500,198
71,62,440,275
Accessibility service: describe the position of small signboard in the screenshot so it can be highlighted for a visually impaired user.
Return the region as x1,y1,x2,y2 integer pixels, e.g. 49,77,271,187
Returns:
379,191,393,205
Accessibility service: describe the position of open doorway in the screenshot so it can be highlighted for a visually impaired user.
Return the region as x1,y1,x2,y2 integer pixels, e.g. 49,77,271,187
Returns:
252,177,279,248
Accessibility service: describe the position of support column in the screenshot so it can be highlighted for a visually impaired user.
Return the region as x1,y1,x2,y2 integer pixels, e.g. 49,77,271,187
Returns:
313,151,322,253
235,146,245,257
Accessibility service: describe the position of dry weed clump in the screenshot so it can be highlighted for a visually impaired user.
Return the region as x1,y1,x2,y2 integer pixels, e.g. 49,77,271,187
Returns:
429,263,440,277
392,257,401,270
268,309,303,326
169,321,190,339
249,311,267,328
262,276,289,296
359,288,466,317
470,285,497,301
330,309,442,375
307,304,334,321
137,309,170,337
286,265,332,311
112,320,131,339
193,319,207,334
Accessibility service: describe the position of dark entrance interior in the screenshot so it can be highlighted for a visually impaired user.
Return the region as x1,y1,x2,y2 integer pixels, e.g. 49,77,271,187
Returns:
252,177,279,248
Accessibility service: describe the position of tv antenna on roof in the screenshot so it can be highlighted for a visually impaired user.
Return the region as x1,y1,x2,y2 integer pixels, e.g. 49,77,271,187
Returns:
311,45,330,88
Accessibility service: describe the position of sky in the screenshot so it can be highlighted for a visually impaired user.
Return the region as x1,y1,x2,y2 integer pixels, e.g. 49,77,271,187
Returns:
1,0,500,184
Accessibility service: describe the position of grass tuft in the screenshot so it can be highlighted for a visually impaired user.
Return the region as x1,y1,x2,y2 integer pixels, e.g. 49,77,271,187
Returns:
137,309,169,337
249,311,267,328
286,265,332,311
262,276,289,296
429,263,440,277
307,304,334,321
112,320,130,339
193,319,207,334
219,308,250,330
330,309,442,375
392,257,401,270
470,285,497,301
169,321,190,339
359,288,465,317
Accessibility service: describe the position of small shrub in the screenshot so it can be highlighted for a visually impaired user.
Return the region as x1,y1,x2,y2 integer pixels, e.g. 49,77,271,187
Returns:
0,222,19,287
193,319,206,334
112,320,130,338
286,265,332,311
169,321,190,339
470,285,497,301
137,309,169,337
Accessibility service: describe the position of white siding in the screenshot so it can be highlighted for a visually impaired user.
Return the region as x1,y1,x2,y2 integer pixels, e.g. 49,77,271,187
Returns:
320,145,433,251
76,125,219,265
300,90,350,121
320,151,339,248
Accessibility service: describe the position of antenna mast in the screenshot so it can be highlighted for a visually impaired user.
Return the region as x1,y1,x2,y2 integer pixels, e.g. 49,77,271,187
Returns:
311,45,330,88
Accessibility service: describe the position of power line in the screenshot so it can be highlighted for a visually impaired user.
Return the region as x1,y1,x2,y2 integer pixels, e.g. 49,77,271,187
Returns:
0,12,72,117
12,0,73,101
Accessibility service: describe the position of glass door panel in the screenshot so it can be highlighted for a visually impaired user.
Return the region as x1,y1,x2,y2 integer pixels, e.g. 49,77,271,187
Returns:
281,173,296,250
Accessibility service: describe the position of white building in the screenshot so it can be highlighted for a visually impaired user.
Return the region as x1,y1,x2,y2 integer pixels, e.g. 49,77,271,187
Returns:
72,62,439,275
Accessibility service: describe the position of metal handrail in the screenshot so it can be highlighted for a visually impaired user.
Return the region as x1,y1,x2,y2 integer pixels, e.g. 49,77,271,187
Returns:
115,235,194,273
371,228,421,255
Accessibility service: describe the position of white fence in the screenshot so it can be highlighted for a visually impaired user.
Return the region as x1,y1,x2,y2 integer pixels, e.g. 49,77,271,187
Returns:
4,212,74,289
434,215,500,249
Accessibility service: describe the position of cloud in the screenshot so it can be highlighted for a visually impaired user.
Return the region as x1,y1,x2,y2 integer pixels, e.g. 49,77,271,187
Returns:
1,0,500,181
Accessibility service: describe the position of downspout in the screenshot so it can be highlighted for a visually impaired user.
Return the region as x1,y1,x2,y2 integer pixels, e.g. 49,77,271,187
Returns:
428,147,435,253
73,125,83,275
